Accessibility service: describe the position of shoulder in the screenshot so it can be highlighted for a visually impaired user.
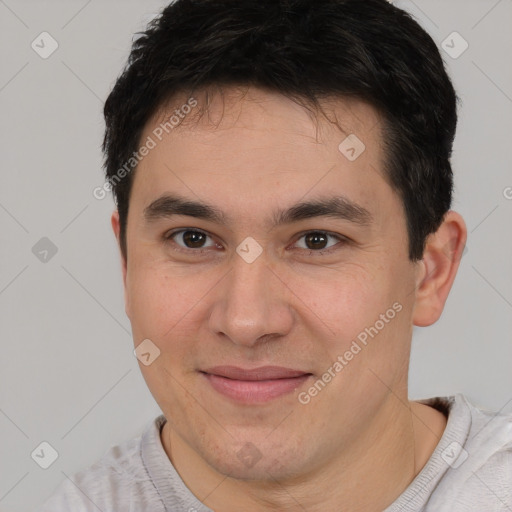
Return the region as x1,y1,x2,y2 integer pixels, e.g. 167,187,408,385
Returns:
428,394,512,511
463,395,512,505
36,416,166,512
462,394,512,471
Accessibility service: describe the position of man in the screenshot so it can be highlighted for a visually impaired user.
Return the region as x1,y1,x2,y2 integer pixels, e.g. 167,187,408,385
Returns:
39,0,511,510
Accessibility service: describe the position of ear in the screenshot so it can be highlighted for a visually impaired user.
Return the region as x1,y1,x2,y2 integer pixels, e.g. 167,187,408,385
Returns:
111,210,130,317
412,210,467,327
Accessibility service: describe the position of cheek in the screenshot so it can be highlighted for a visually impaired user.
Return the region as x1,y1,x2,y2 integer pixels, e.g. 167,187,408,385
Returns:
289,261,392,340
299,261,411,381
126,264,189,339
126,247,410,352
126,261,224,355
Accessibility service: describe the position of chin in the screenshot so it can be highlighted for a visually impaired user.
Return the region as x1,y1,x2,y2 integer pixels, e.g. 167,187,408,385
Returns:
200,436,306,482
210,456,298,482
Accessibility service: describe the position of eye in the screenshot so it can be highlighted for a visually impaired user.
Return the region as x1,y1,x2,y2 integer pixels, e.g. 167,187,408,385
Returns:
292,231,348,254
165,229,219,251
164,228,349,256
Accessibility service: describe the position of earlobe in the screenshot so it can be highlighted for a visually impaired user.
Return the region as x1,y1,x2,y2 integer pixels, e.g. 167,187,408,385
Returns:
412,211,467,327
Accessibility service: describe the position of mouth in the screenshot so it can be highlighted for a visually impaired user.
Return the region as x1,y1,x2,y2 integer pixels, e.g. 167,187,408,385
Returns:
200,365,313,403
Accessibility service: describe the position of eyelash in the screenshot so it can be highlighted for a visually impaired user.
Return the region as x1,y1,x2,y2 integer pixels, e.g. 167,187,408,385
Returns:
163,229,349,256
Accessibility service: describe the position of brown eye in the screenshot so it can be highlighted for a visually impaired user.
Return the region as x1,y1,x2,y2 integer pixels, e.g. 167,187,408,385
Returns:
166,229,216,250
181,230,207,248
304,232,329,250
293,231,347,253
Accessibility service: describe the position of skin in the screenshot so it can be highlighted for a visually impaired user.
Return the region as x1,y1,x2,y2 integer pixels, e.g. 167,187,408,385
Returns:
111,86,467,511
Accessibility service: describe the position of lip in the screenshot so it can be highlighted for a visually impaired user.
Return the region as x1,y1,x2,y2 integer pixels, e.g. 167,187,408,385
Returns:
201,366,313,403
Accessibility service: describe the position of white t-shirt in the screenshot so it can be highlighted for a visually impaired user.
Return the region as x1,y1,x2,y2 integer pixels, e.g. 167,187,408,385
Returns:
37,394,512,511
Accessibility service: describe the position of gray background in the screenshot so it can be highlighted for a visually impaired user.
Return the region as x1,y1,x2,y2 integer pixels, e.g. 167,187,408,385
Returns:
0,0,511,510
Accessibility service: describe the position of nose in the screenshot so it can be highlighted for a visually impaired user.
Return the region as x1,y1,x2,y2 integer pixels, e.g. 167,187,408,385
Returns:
208,249,294,348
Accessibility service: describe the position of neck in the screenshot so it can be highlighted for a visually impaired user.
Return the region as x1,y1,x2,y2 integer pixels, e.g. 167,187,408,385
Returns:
161,399,446,512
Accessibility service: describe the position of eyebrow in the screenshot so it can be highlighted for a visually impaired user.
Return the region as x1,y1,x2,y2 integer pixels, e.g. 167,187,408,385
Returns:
143,193,373,228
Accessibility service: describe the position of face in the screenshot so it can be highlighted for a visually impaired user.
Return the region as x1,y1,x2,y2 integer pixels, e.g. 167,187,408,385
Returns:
115,87,423,480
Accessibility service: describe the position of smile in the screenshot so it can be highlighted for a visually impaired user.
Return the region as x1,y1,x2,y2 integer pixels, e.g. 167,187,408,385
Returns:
200,366,313,404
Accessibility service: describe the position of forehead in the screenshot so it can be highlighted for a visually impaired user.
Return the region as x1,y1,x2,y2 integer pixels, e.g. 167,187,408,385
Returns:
129,86,395,227
149,87,382,148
